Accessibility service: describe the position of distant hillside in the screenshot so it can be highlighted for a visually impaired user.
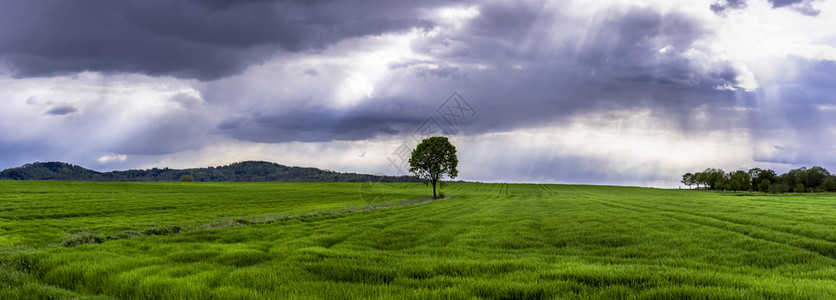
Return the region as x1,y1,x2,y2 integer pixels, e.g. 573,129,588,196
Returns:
0,161,419,183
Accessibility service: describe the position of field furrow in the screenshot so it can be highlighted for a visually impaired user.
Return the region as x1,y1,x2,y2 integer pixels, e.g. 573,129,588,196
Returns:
592,198,836,263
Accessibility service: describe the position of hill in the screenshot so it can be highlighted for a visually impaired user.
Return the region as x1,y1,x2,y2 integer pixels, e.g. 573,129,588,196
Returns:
0,161,418,182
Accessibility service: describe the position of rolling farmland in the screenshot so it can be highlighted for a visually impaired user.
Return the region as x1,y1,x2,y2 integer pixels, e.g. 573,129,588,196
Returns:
2,181,836,299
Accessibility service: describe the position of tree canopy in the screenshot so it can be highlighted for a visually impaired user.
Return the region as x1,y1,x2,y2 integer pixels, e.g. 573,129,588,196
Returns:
409,136,459,198
682,166,836,193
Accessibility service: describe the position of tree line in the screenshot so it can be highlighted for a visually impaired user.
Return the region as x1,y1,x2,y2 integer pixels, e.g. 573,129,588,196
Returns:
681,166,836,193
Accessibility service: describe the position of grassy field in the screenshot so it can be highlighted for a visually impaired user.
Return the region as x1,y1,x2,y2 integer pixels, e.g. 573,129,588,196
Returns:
0,181,423,249
2,181,836,299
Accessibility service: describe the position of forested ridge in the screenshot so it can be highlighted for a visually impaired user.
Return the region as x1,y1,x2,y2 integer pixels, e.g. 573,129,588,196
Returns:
0,161,419,183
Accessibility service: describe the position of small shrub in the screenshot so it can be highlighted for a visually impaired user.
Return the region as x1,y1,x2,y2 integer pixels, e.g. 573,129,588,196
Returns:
179,175,195,182
794,183,805,193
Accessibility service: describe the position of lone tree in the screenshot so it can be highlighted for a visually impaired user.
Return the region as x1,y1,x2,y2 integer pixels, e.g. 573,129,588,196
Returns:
409,136,458,198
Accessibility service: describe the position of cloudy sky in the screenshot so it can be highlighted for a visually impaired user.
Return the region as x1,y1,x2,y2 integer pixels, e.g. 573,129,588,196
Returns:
1,0,834,187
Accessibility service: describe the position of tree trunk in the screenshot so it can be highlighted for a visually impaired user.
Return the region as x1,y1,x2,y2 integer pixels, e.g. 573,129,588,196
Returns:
432,179,437,198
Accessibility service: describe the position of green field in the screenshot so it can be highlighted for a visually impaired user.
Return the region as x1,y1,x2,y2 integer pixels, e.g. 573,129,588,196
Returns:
3,181,836,299
0,181,424,249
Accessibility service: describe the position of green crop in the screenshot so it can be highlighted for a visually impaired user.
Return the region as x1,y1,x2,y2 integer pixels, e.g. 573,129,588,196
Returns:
2,181,836,299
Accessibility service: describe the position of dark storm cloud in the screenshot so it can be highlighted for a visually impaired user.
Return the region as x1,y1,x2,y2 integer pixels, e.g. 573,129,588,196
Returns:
769,0,803,7
0,0,832,183
0,0,440,80
436,3,714,83
43,104,79,116
708,0,821,16
769,0,821,15
194,0,277,11
710,0,748,15
218,110,414,143
210,3,759,146
409,4,753,135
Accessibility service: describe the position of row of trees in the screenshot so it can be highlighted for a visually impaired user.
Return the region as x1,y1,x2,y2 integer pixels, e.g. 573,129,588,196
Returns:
682,166,836,193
